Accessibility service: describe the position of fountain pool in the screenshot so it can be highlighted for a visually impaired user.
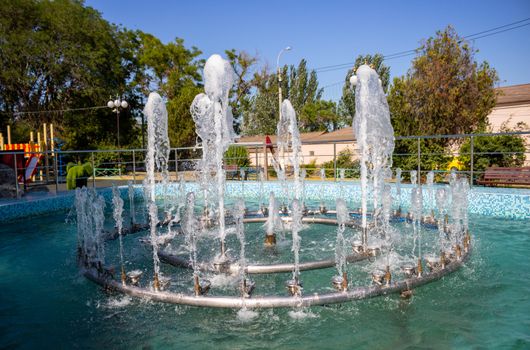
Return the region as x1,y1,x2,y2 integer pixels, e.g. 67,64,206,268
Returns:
0,190,528,348
1,56,529,347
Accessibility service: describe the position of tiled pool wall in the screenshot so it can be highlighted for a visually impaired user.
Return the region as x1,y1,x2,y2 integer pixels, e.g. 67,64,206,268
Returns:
1,182,529,222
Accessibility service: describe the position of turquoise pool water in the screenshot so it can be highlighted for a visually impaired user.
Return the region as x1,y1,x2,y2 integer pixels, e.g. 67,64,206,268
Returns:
1,201,529,349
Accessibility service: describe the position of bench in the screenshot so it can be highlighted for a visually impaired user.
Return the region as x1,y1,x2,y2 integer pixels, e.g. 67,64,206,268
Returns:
476,167,530,187
224,164,240,180
240,166,264,180
94,168,120,177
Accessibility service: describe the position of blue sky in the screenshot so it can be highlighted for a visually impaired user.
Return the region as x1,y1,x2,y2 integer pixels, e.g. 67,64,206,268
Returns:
86,0,530,101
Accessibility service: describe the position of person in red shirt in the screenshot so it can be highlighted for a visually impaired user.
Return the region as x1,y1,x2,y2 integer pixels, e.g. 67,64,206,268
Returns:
265,135,275,155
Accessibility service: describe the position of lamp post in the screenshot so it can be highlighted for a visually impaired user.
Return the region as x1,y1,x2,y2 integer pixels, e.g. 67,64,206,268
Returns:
107,97,128,149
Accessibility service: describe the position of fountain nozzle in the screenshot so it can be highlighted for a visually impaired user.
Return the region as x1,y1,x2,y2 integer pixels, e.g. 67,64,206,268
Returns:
384,265,392,286
454,244,462,260
417,258,423,277
286,278,303,297
463,231,471,252
153,273,160,291
331,272,348,291
120,266,126,286
260,205,269,216
440,251,446,269
240,278,256,298
194,275,211,296
264,232,276,246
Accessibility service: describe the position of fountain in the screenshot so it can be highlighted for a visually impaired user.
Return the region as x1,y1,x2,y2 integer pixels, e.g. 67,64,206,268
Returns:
76,59,472,309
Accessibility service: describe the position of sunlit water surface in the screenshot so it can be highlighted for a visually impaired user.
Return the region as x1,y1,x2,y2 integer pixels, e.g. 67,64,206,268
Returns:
1,201,529,349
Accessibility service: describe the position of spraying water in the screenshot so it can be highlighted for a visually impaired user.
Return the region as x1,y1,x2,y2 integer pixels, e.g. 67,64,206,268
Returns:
395,168,402,211
183,192,200,281
143,92,170,288
381,185,394,265
265,192,283,236
335,198,348,276
410,170,418,186
301,168,307,207
319,168,326,210
291,199,303,282
75,188,106,268
426,171,435,216
233,199,247,282
190,54,236,260
127,181,135,226
353,64,394,242
411,187,423,261
435,187,448,250
282,100,303,201
112,185,126,284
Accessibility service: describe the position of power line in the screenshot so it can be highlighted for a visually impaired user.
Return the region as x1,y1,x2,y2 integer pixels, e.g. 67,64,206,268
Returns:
464,22,530,41
313,17,530,74
463,17,530,39
320,80,344,90
320,21,530,91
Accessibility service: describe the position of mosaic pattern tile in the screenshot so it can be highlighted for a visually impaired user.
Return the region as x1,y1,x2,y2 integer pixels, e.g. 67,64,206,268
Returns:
1,181,528,222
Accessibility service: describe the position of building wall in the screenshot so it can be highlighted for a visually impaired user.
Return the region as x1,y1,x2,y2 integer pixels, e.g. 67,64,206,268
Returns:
486,103,530,165
488,104,530,130
244,142,357,168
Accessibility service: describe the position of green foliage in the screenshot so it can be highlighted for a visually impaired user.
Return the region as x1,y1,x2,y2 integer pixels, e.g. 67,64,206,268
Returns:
225,49,257,134
131,32,204,149
167,83,202,148
132,32,203,99
66,162,92,190
388,26,498,137
339,53,390,120
241,67,278,136
392,139,451,180
459,134,526,172
241,59,333,136
0,0,139,149
388,26,498,172
299,100,340,132
224,145,251,167
321,148,360,178
300,159,318,176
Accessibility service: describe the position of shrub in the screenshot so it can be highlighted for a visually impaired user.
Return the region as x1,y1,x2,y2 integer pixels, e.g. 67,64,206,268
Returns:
66,162,93,190
459,134,526,172
224,145,251,168
321,148,360,179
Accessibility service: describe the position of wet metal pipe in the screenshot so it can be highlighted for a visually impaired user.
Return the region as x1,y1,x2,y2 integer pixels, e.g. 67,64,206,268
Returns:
84,246,470,309
158,250,370,275
159,216,366,274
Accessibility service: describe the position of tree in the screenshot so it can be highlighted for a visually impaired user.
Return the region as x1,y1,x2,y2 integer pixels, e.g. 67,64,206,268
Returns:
225,49,257,134
132,32,203,99
167,82,202,148
338,54,390,120
387,26,499,173
239,66,278,136
388,26,498,137
131,32,204,148
240,59,325,136
459,123,527,173
0,0,140,150
299,100,340,132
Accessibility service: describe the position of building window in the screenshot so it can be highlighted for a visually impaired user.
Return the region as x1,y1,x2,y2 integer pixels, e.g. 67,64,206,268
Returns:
309,151,315,156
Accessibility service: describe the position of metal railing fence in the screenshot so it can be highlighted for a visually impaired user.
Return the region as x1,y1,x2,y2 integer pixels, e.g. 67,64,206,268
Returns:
0,131,528,198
